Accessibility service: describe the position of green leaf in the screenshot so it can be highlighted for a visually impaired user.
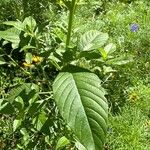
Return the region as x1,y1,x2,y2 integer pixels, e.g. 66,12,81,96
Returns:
23,16,36,33
0,57,6,65
25,52,32,64
3,20,24,31
0,101,14,114
21,45,36,51
75,141,87,150
79,30,109,51
13,119,22,131
6,83,39,104
98,48,107,60
53,72,108,150
106,55,133,65
104,43,116,55
15,96,24,110
32,111,47,131
56,136,70,150
20,128,30,142
28,100,44,115
0,27,20,49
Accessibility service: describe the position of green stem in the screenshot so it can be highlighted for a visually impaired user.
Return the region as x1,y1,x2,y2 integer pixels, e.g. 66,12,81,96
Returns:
66,0,77,50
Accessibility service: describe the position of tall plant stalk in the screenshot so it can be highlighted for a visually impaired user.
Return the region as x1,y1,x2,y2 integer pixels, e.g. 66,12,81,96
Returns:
66,0,77,50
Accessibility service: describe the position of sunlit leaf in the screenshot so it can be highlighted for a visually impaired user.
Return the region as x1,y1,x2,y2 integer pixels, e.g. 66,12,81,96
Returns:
0,27,20,49
13,119,22,131
53,71,108,150
79,30,109,51
3,20,24,31
23,16,36,33
56,136,70,150
25,53,32,64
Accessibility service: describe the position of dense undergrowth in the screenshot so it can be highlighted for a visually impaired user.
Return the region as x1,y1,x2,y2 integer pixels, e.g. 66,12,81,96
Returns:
0,0,150,149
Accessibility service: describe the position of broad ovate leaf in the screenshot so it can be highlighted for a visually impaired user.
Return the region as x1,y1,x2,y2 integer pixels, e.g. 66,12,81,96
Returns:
79,30,109,51
53,72,108,150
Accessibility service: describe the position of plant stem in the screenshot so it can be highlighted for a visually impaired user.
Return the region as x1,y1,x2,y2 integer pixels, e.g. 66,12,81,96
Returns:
66,0,77,50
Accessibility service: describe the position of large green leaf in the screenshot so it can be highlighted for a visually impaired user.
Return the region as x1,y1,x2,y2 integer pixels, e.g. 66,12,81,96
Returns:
53,72,108,150
78,30,109,51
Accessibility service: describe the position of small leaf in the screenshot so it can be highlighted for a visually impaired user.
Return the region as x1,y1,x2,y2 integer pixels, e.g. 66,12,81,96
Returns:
23,16,36,33
104,43,116,55
0,57,6,65
21,45,36,51
15,96,24,110
106,55,133,65
79,30,109,51
13,119,22,131
25,53,32,64
98,48,107,60
56,136,70,150
99,43,116,60
32,111,47,131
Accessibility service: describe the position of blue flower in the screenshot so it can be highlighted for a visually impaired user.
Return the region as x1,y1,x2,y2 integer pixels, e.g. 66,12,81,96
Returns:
130,23,139,32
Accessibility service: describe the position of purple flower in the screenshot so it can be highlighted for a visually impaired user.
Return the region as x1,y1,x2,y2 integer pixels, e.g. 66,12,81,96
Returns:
130,23,139,32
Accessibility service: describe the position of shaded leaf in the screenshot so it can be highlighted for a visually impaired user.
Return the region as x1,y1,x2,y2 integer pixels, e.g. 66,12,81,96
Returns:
0,101,14,114
7,83,39,104
32,111,47,131
0,57,6,65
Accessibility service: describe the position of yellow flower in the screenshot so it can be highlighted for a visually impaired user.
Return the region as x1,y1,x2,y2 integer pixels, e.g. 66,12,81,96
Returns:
129,92,139,102
32,55,43,63
22,62,32,67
